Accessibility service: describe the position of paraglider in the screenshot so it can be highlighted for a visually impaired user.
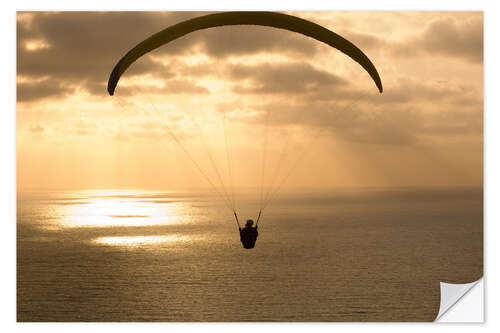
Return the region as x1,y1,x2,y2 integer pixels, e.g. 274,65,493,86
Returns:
107,11,383,95
107,11,383,249
239,219,259,249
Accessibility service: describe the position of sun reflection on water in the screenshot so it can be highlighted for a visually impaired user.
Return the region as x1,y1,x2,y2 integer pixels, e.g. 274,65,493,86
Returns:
51,190,194,229
92,235,189,247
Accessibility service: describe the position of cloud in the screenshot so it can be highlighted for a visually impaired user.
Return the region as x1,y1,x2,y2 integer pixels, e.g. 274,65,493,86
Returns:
17,78,75,102
226,100,421,145
300,104,422,145
17,12,323,102
391,16,483,63
419,109,483,136
195,25,319,58
340,30,386,52
228,62,348,95
366,77,482,107
299,76,483,109
230,93,481,146
421,17,483,63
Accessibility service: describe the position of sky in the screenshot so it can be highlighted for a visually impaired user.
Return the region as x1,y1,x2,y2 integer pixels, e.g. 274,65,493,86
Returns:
16,11,483,191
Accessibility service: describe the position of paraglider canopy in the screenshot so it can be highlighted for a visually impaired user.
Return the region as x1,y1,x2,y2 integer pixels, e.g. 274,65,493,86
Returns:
107,11,383,96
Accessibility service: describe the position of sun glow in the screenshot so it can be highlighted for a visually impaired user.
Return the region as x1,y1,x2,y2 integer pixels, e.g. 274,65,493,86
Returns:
25,39,50,51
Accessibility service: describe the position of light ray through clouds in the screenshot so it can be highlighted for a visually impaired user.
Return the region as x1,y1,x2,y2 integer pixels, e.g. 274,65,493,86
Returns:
17,11,482,190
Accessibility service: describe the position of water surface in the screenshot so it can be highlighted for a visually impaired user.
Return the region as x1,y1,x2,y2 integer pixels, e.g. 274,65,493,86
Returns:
17,187,483,321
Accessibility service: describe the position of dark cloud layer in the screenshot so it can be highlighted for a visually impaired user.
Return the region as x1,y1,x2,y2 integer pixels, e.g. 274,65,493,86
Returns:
229,62,348,95
17,12,199,101
392,16,483,63
259,102,422,145
16,12,483,149
17,12,321,102
341,30,386,52
17,12,482,105
234,97,481,146
196,25,318,58
17,78,75,102
420,17,483,63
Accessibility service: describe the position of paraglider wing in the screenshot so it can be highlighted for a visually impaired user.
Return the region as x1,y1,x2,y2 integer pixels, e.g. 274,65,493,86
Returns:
107,11,383,95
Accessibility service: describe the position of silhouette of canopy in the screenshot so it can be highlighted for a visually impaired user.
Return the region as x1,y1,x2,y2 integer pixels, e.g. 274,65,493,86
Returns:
107,11,383,95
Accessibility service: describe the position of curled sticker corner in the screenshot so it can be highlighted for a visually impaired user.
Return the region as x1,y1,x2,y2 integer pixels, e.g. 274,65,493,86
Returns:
435,278,483,322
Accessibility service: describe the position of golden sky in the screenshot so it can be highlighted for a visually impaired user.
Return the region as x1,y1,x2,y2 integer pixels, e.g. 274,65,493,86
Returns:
17,11,483,191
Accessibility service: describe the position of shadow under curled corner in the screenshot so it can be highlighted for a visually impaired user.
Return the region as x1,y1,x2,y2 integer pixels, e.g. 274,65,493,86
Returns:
435,278,484,322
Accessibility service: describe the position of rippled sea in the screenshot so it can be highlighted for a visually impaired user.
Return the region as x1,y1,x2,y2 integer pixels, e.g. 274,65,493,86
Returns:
17,187,483,322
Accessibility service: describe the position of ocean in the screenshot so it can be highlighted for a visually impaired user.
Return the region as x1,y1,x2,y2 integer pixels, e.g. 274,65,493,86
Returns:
17,187,483,321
